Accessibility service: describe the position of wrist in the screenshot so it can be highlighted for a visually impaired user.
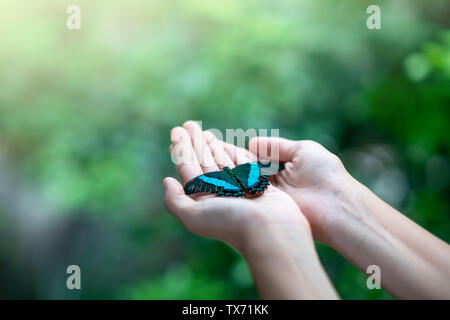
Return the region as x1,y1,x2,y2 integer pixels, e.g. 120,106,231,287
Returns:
241,214,323,281
244,221,314,259
241,206,313,256
320,172,384,249
241,213,338,299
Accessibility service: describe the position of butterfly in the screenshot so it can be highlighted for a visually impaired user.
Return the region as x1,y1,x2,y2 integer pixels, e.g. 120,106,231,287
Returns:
184,162,284,197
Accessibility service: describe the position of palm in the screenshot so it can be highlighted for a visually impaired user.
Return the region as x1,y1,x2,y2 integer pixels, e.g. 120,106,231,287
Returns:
190,188,302,248
166,122,307,252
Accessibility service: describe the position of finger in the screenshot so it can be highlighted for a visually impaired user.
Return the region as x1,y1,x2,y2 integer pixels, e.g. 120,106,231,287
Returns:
203,131,235,169
164,177,199,227
249,137,299,162
183,121,218,173
170,126,203,185
222,138,257,165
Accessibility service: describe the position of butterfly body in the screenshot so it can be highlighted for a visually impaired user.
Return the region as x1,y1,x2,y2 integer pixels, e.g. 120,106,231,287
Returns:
184,162,284,197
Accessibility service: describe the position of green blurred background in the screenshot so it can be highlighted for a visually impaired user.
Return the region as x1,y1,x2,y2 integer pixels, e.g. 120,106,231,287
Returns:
0,0,449,299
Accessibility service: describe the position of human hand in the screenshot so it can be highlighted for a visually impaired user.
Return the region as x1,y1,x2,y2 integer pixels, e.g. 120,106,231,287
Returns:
165,122,310,255
248,137,359,244
164,122,338,299
249,137,450,299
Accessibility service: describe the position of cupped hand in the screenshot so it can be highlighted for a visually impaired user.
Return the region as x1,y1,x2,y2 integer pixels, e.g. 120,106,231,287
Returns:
248,137,355,244
164,121,310,254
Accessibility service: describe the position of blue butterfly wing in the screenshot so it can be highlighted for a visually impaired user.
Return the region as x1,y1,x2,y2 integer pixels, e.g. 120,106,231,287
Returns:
184,171,244,196
230,162,284,194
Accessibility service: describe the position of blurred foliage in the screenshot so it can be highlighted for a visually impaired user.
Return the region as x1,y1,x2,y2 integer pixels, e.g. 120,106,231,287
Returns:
0,0,449,299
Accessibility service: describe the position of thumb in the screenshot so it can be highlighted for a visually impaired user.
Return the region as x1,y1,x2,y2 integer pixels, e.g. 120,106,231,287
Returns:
249,137,299,162
163,177,197,220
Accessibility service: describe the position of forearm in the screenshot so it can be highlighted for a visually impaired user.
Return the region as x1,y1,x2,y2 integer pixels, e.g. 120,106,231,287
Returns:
326,174,450,299
243,222,339,300
358,178,450,277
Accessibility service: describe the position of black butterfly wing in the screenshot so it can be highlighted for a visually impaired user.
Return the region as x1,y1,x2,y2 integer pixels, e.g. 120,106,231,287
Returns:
229,162,266,193
184,171,244,197
230,162,284,194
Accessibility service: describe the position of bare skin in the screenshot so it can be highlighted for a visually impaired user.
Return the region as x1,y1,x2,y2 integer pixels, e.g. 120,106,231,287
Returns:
165,120,450,299
249,136,450,299
165,121,338,299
